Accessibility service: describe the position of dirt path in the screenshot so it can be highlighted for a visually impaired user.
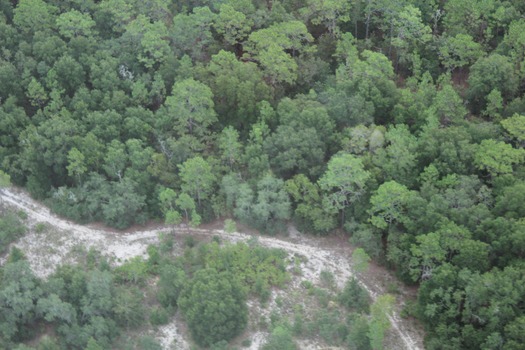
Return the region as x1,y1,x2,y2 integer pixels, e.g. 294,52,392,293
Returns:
0,188,424,350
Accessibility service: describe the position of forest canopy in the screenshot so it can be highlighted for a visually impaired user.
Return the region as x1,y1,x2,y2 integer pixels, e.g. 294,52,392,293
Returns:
2,0,525,348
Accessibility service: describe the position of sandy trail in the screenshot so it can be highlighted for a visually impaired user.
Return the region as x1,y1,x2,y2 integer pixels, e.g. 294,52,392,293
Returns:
0,187,424,350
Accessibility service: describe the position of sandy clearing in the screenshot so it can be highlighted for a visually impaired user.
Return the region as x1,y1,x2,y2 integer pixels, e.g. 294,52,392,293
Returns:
0,187,424,350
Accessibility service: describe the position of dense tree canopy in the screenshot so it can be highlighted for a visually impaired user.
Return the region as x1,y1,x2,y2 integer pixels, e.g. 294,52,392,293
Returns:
2,0,525,348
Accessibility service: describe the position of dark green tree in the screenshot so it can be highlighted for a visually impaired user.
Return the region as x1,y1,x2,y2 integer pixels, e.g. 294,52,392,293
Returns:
178,268,248,347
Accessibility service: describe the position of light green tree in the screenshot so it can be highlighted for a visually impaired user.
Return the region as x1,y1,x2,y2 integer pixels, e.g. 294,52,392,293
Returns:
438,34,483,72
368,294,395,350
0,170,10,189
252,174,291,233
474,139,525,176
214,4,253,46
246,21,314,86
13,0,55,35
66,147,87,185
352,248,371,274
171,6,216,61
123,15,170,68
373,124,418,187
369,181,414,230
158,187,182,229
501,114,525,147
301,0,351,37
178,156,216,206
26,78,48,108
56,10,96,39
319,153,371,227
218,126,243,170
163,79,217,139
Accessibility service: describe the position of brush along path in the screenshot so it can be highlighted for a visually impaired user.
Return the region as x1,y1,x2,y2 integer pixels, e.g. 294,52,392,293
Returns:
0,187,424,350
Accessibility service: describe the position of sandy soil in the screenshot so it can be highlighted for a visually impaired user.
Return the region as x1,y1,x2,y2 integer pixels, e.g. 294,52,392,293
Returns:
0,187,425,350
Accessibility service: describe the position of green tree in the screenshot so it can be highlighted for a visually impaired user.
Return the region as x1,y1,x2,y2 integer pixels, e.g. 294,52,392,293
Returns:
161,78,217,139
202,50,270,129
156,263,187,308
335,50,399,123
81,269,113,319
178,268,248,347
468,54,519,113
431,83,468,127
368,294,394,350
438,34,483,72
67,147,87,185
85,337,104,350
36,293,76,324
246,21,314,86
347,314,371,350
178,156,216,207
26,78,48,108
262,326,297,350
352,248,371,274
101,178,147,229
171,6,216,61
252,174,291,233
122,15,170,69
56,9,96,39
176,193,201,227
501,114,525,147
504,316,525,350
265,94,335,178
320,154,370,226
214,4,253,46
218,126,243,170
158,187,182,228
474,139,525,176
501,19,525,79
338,278,370,314
0,260,42,342
285,174,336,234
112,286,145,329
301,0,351,37
390,5,432,69
369,181,415,230
0,170,10,189
373,124,419,186
13,0,55,36
443,0,496,43
483,89,504,121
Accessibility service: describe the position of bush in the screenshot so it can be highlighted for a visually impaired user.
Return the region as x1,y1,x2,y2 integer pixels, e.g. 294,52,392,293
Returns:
320,270,335,289
261,326,296,350
200,242,288,294
136,336,162,350
149,307,169,326
224,219,237,233
114,257,149,285
305,310,348,346
34,222,48,234
338,278,371,314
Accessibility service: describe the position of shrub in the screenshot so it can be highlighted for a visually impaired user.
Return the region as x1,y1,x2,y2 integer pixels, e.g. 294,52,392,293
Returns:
149,307,169,326
338,278,371,314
